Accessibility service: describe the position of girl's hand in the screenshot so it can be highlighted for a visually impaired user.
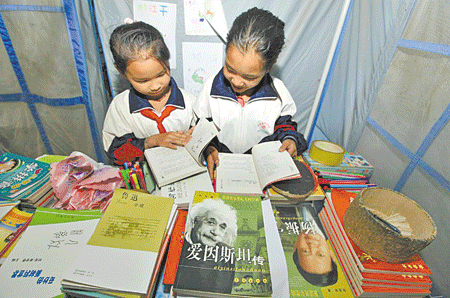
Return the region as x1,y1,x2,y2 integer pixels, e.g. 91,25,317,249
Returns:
144,131,192,149
186,126,195,136
279,139,297,157
205,145,219,182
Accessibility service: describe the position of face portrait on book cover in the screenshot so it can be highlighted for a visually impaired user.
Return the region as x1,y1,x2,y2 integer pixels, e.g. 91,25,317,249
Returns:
186,198,238,247
293,229,338,287
176,198,239,295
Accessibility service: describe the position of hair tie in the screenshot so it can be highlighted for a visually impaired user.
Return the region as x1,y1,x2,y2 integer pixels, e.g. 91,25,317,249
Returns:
124,18,136,24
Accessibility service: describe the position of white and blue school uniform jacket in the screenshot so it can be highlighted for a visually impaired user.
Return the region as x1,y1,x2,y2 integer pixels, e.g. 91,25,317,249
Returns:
102,78,196,165
194,69,307,154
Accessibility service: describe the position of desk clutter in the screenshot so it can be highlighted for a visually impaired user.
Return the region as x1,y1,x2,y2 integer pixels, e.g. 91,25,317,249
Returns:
0,146,437,298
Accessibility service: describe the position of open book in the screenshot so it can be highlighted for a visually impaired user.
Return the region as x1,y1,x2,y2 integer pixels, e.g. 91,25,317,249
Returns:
216,141,300,195
144,118,218,187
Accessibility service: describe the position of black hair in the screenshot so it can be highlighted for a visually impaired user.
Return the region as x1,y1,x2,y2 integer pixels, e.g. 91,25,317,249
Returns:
226,7,285,71
109,21,170,74
293,249,338,287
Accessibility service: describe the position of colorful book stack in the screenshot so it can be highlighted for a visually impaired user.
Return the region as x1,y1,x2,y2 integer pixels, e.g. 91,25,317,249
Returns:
0,152,55,208
318,189,432,297
302,151,376,192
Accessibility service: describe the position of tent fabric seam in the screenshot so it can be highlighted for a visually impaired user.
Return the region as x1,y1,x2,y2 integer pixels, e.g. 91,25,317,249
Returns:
0,5,63,13
398,39,450,56
366,117,450,193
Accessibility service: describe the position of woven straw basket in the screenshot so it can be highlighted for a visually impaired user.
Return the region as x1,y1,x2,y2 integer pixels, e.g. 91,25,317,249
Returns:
343,187,437,263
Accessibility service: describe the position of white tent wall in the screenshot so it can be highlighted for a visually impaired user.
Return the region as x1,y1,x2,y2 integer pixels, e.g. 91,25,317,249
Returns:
309,0,417,146
93,0,345,139
0,0,109,162
314,0,449,296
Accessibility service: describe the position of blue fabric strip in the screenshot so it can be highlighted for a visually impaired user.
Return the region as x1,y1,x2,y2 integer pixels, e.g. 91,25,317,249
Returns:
87,0,112,103
307,0,354,145
396,102,450,191
28,102,54,154
62,0,104,163
0,5,64,13
0,12,28,93
367,117,417,192
366,117,414,159
367,115,450,193
91,3,115,99
398,39,450,56
0,11,53,153
0,93,84,106
419,159,450,193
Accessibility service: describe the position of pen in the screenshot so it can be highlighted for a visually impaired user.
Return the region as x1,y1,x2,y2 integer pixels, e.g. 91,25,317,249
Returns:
328,183,376,188
119,169,131,189
123,162,131,180
135,163,147,190
371,213,401,234
213,163,218,192
131,173,141,189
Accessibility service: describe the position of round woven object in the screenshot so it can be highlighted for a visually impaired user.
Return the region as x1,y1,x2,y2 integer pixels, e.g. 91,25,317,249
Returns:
343,187,437,263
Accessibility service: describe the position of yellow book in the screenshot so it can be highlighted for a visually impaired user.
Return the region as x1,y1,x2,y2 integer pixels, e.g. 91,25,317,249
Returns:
61,189,175,296
0,206,33,252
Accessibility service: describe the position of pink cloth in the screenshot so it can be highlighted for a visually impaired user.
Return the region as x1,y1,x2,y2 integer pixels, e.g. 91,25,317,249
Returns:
50,154,124,212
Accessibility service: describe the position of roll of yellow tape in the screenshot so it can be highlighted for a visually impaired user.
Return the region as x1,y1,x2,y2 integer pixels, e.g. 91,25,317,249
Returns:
309,140,345,166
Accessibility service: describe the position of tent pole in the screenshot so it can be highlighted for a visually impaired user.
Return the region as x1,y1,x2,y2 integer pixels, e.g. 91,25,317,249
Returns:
304,0,352,142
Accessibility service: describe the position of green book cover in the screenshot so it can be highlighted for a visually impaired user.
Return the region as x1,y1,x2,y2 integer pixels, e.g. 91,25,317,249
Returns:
272,203,353,298
0,152,51,201
142,161,156,194
29,207,103,226
174,191,272,297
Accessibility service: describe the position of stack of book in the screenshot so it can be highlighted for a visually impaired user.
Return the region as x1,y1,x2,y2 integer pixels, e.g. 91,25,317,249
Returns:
160,171,214,209
271,202,354,297
318,189,433,297
60,188,176,298
173,191,273,298
0,152,55,208
302,151,376,192
0,200,34,265
0,207,103,298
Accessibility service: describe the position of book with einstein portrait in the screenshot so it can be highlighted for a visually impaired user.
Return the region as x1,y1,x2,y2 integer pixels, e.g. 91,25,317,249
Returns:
272,203,353,298
173,191,272,297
